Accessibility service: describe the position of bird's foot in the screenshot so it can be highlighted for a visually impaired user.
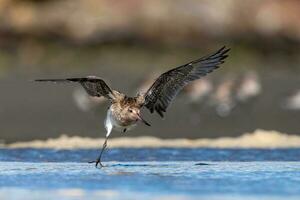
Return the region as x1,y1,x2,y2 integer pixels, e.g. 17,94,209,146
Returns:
88,159,105,168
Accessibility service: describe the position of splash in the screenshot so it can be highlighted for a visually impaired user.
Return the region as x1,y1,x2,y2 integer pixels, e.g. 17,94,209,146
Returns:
2,129,300,149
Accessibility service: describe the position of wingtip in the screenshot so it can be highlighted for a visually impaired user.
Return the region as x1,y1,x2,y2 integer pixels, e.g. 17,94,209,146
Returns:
34,79,55,82
34,79,46,82
158,112,165,118
219,46,231,53
32,79,69,83
218,46,231,60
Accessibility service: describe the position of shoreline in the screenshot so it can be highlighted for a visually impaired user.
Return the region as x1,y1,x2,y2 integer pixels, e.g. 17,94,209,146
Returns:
1,129,300,149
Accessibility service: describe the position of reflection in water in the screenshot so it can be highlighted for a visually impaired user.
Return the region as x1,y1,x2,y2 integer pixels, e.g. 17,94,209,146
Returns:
109,163,160,167
194,163,211,166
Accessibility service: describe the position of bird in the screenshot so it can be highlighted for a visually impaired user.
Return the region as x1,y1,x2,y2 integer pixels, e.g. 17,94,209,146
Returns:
282,90,300,110
211,76,236,117
183,77,213,103
72,87,106,112
236,71,261,103
35,46,230,168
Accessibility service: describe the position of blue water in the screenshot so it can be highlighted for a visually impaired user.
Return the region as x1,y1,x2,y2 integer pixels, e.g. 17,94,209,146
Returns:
0,148,300,200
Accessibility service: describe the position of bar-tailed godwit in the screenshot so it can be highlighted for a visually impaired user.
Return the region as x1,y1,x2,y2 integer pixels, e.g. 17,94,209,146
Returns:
35,46,230,168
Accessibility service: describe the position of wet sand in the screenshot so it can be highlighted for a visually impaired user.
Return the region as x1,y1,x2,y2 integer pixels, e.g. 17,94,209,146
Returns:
0,161,300,200
1,147,300,200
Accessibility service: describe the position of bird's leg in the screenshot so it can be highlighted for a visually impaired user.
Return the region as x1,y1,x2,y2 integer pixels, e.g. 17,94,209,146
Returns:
89,110,112,168
89,136,109,168
96,136,109,168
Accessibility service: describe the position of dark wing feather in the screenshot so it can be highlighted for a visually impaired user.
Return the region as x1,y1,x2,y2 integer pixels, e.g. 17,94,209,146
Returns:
35,76,115,100
141,46,230,117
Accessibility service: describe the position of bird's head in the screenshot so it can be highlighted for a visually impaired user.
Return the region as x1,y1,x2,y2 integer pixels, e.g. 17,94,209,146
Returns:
126,106,151,126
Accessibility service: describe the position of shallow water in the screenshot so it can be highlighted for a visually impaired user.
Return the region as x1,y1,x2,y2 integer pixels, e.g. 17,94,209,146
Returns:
0,148,300,200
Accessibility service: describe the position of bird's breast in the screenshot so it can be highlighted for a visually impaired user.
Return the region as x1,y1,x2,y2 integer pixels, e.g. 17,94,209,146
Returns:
106,108,137,131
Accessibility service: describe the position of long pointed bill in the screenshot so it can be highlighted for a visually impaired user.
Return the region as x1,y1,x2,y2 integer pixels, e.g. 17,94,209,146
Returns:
137,113,151,126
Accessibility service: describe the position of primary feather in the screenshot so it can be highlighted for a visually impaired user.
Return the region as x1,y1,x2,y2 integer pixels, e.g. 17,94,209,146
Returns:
141,46,230,117
35,76,115,100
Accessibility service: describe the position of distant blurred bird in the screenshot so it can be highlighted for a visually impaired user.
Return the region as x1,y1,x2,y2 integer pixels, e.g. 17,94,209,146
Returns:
184,78,213,103
35,46,230,168
211,76,236,117
236,71,261,103
136,71,163,94
73,88,106,112
283,90,300,110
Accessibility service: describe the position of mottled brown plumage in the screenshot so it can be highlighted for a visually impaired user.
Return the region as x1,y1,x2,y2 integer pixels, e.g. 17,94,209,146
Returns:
35,46,230,168
110,96,142,127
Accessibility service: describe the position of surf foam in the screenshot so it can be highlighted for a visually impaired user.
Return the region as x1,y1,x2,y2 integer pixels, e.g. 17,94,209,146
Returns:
2,129,300,149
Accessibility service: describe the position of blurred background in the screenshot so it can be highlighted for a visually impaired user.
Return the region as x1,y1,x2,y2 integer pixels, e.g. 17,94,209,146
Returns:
0,0,299,143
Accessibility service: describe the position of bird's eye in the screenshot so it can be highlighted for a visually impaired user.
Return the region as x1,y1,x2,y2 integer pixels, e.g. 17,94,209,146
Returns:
129,109,133,113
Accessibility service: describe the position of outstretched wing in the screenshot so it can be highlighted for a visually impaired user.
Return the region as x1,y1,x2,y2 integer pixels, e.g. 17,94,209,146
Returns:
141,46,230,117
35,76,116,101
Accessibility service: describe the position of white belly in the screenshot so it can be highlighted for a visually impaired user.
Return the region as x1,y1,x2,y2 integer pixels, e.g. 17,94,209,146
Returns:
105,109,136,134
